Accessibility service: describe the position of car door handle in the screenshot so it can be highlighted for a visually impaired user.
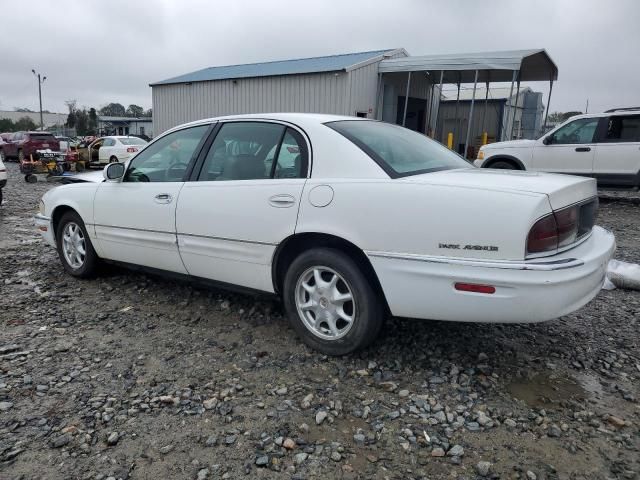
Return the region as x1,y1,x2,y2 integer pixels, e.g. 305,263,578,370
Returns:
154,193,173,204
575,147,591,152
268,194,295,208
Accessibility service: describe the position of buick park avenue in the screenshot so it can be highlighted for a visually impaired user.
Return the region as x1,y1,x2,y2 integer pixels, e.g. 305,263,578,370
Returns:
36,114,616,355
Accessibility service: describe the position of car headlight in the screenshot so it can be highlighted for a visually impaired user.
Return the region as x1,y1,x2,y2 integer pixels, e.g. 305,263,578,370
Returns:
39,200,45,215
477,150,484,160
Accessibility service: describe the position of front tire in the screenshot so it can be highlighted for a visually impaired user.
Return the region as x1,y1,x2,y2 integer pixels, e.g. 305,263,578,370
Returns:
283,248,384,356
488,160,517,170
109,156,118,164
56,211,99,278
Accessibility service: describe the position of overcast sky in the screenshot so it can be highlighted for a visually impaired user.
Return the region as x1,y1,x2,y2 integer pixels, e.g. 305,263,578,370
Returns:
1,0,638,115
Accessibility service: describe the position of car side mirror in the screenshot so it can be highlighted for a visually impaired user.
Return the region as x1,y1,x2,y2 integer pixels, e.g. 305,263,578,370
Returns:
542,136,553,145
104,162,125,181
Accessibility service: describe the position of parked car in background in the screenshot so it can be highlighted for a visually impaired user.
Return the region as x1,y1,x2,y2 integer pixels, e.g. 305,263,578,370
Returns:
98,136,148,164
36,113,615,355
0,155,6,204
0,131,60,162
55,136,80,152
475,108,640,188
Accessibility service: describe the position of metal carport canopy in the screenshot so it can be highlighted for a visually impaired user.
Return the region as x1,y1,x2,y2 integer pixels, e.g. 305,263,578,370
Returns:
378,49,558,82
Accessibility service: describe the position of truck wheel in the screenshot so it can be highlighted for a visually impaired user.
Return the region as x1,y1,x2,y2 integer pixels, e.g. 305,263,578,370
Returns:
283,248,384,356
489,160,517,170
56,211,99,278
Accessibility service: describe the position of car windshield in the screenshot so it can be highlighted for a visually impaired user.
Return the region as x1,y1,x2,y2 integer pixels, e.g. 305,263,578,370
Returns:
120,137,147,145
327,120,470,177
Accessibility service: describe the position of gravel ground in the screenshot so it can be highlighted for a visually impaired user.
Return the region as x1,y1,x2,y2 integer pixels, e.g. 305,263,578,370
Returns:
0,162,638,480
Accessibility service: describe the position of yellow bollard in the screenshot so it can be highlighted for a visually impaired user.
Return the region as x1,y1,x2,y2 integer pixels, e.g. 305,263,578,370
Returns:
447,132,453,149
481,132,488,146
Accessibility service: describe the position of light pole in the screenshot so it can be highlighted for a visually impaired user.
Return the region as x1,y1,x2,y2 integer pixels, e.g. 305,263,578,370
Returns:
32,69,46,130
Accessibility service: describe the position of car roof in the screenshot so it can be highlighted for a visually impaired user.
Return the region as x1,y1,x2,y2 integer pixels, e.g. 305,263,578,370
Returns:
565,110,640,121
165,112,368,135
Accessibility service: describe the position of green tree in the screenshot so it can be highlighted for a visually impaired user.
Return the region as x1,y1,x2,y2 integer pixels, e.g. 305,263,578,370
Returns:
0,119,15,132
126,104,144,118
75,110,89,135
99,103,126,117
14,116,37,131
88,108,98,134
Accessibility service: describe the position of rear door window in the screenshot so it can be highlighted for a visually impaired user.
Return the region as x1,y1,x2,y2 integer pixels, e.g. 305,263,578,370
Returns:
197,122,308,181
602,115,640,143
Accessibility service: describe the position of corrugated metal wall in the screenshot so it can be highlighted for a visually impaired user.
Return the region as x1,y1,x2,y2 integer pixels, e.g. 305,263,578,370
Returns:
152,71,351,136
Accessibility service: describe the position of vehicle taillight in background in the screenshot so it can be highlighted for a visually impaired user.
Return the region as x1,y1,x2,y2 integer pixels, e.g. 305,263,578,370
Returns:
527,199,598,255
127,147,138,153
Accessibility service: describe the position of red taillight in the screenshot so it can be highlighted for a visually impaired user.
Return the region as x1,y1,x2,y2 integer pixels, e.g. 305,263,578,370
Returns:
454,282,496,294
527,205,580,254
127,147,138,153
527,214,558,254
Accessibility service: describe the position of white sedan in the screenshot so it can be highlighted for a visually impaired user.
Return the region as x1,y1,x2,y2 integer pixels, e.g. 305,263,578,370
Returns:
98,136,148,164
35,114,616,355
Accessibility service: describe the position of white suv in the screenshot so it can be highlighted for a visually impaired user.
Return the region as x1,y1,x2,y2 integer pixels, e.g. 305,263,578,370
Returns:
474,108,640,188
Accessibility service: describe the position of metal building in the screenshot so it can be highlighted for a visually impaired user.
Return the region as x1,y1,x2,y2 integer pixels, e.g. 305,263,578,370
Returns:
150,49,409,135
150,49,558,155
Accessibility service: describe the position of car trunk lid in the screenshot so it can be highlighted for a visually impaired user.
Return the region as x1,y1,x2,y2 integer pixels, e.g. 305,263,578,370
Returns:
405,168,596,210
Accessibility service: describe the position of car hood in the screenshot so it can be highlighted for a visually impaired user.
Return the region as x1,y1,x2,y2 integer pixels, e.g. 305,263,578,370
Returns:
48,170,104,184
404,168,596,210
482,139,536,150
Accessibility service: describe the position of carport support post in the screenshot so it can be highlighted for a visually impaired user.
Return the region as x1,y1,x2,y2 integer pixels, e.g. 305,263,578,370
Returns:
434,70,444,140
542,79,554,134
510,79,521,139
463,69,479,160
374,73,383,120
453,80,461,148
424,73,432,135
402,71,411,127
502,70,517,141
480,79,489,140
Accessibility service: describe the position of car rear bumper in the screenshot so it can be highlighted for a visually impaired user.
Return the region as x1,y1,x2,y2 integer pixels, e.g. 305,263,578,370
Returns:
35,214,56,247
367,226,616,323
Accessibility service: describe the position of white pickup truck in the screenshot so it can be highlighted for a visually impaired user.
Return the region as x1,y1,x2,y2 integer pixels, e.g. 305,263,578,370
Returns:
474,108,640,188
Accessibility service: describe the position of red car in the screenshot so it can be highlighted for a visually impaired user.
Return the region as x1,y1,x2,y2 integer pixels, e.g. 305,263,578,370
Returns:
0,131,60,162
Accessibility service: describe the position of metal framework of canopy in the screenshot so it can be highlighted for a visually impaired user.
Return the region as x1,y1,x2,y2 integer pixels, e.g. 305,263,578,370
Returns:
376,49,558,156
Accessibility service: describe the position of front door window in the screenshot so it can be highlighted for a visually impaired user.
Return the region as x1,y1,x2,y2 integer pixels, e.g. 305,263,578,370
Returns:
550,118,599,144
125,125,209,183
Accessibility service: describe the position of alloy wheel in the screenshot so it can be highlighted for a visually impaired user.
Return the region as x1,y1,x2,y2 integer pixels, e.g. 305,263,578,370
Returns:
295,266,356,340
62,222,86,269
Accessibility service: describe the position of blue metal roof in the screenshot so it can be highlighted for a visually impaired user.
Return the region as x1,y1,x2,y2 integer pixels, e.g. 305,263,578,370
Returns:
151,49,397,86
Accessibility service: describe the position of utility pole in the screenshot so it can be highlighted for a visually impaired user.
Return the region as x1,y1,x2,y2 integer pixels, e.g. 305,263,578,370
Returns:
32,69,47,130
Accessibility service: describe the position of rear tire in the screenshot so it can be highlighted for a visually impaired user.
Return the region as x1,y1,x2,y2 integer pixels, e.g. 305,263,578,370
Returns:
109,156,118,163
488,160,518,170
55,211,99,278
283,248,384,356
0,189,3,206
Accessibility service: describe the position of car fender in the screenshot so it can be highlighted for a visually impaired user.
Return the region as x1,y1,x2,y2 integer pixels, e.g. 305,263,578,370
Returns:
44,183,101,252
484,153,527,170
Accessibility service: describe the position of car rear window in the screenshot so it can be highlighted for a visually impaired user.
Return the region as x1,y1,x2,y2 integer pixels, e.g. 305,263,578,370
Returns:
120,137,147,145
29,133,56,141
326,120,471,177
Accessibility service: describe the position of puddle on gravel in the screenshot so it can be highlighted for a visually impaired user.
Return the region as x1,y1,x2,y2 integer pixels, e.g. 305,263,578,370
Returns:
506,371,604,408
